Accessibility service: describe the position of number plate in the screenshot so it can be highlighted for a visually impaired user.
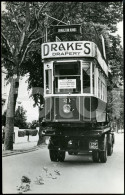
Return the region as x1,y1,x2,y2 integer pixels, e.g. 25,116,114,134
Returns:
89,141,98,149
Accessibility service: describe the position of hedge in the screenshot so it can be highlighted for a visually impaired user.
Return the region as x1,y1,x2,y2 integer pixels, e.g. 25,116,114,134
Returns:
24,129,38,136
18,130,26,137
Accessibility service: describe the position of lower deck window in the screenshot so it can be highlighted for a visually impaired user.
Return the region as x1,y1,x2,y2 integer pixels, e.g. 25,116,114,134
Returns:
45,69,52,94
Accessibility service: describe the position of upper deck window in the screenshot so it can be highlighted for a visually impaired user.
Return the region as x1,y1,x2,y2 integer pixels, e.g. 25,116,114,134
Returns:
54,62,81,94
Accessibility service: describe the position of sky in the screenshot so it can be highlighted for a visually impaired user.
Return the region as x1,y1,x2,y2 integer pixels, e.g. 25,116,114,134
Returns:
1,2,123,122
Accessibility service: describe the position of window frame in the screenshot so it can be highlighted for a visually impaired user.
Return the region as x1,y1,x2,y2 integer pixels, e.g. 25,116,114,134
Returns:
82,61,92,94
53,61,81,94
44,63,53,95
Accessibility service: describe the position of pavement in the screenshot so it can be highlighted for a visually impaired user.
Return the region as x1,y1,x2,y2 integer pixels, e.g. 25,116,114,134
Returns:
2,141,47,157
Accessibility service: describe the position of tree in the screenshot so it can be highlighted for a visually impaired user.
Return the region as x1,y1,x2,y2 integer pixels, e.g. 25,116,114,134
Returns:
107,87,124,131
2,106,28,129
2,2,48,150
48,2,123,83
29,120,39,129
14,106,28,129
2,111,6,126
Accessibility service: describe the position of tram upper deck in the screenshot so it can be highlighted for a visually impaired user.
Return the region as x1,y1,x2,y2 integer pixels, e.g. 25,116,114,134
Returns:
41,41,108,103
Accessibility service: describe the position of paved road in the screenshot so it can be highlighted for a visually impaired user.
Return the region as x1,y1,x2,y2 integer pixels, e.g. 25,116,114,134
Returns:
2,133,124,194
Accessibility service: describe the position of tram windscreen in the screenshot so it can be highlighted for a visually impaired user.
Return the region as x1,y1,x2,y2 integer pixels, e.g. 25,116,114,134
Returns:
54,62,81,94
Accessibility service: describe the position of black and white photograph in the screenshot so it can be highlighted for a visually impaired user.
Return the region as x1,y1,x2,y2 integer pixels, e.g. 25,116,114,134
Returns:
2,1,124,194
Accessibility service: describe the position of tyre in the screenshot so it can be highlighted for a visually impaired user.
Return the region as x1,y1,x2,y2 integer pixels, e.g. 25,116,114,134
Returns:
112,134,115,144
107,143,113,156
99,150,107,163
49,150,58,162
58,151,65,162
99,135,107,163
107,134,113,156
92,151,99,162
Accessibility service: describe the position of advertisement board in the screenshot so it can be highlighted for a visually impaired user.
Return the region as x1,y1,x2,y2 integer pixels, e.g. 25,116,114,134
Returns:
41,41,95,59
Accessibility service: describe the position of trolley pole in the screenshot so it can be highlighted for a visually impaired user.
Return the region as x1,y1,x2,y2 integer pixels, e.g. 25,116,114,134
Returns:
44,13,48,43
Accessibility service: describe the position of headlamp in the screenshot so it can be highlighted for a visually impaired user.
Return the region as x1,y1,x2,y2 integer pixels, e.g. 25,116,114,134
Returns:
63,104,71,113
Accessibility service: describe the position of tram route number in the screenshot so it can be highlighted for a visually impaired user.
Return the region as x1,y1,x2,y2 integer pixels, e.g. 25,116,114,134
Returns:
63,98,71,104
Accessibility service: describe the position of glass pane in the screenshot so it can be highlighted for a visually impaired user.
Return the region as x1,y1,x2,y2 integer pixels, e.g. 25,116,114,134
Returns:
92,64,95,94
98,78,101,98
83,64,90,93
45,69,52,94
54,63,80,76
101,81,103,99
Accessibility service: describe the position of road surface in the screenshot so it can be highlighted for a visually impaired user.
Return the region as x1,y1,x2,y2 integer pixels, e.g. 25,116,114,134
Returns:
2,133,124,194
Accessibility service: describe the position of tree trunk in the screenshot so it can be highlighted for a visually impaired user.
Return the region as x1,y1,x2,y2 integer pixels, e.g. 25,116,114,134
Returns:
4,76,19,150
37,107,46,145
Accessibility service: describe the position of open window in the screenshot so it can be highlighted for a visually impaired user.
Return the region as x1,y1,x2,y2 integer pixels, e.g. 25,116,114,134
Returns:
54,62,81,94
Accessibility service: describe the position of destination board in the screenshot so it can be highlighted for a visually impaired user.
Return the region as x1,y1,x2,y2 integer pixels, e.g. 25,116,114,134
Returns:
52,24,81,34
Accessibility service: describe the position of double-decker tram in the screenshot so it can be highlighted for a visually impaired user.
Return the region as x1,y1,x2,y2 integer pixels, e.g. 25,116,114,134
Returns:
41,31,114,163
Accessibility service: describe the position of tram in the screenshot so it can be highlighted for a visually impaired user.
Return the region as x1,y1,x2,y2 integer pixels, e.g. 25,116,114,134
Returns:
41,30,114,163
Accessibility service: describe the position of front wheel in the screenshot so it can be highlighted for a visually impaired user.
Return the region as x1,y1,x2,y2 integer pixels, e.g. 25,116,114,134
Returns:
107,143,113,156
49,150,58,162
99,150,107,163
99,135,107,163
58,151,65,162
92,151,99,162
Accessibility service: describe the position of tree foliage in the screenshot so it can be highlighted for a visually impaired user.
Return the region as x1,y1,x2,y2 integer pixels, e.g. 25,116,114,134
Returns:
14,106,28,128
28,120,39,129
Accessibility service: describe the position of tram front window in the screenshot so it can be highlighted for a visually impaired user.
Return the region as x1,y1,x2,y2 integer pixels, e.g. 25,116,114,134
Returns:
82,64,90,93
54,62,81,94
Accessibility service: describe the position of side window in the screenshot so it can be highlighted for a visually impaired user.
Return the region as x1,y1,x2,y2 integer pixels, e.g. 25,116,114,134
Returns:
98,78,101,98
45,69,52,94
82,63,90,93
101,81,103,100
105,83,107,101
92,64,95,94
